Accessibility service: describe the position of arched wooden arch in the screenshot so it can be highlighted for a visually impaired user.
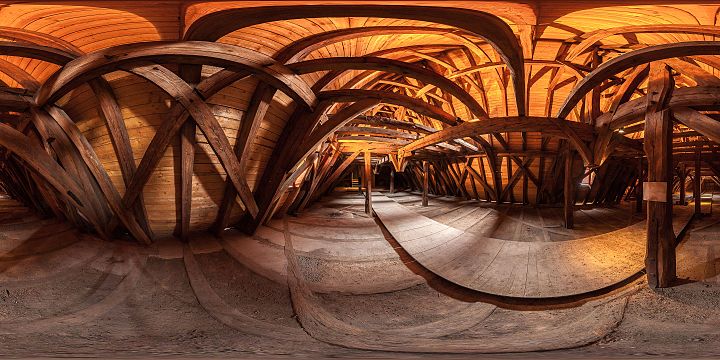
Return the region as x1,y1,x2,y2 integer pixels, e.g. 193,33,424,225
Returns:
276,26,455,63
0,59,39,91
566,25,720,61
288,56,487,118
184,5,526,116
35,41,317,109
558,41,720,120
0,41,75,65
0,26,83,55
318,90,460,126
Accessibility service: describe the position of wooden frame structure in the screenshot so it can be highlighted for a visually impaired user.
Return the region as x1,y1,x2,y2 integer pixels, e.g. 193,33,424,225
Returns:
0,2,718,289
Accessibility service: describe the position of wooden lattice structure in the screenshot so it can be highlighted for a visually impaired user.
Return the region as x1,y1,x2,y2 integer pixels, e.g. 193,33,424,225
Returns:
0,2,718,288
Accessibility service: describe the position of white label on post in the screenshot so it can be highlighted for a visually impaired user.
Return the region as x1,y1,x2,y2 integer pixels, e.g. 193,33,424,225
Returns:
643,182,668,202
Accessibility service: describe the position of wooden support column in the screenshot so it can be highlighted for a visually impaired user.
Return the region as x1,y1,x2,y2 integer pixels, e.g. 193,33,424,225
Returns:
389,168,395,194
364,151,372,215
179,121,195,242
564,148,574,229
644,62,675,288
695,151,702,215
179,65,200,241
422,160,429,207
636,156,644,213
678,163,686,205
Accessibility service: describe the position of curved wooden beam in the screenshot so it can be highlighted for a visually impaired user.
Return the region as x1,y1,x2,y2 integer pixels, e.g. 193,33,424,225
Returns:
0,41,75,65
567,25,720,61
0,32,157,241
184,5,525,115
672,107,720,145
118,63,259,218
449,59,584,81
606,64,649,114
195,69,250,99
0,27,82,55
352,115,437,134
44,106,152,244
296,99,382,163
0,122,88,213
319,89,460,126
558,41,720,120
277,26,454,63
29,107,112,236
35,41,316,109
663,58,720,87
0,58,39,91
236,25,485,173
289,56,486,118
0,89,33,111
309,45,464,93
598,86,720,129
398,117,594,157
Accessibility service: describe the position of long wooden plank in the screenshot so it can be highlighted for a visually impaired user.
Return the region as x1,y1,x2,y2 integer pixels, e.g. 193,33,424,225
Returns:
672,107,720,145
213,83,278,235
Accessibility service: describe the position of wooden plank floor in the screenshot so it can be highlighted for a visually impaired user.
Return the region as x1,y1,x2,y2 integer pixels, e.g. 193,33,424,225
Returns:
373,192,695,298
217,200,425,294
387,191,643,241
0,192,718,356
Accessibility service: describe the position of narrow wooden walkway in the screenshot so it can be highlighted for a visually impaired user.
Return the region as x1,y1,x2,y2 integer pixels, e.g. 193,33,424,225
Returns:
373,193,695,298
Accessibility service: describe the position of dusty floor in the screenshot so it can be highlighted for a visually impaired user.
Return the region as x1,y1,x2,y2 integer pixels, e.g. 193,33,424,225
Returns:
0,194,718,358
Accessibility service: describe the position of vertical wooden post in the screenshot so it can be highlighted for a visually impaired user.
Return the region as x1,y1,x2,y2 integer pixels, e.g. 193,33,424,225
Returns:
564,148,574,229
644,62,675,288
678,163,686,205
179,121,195,242
350,168,355,191
178,65,201,242
695,151,702,215
389,168,395,194
636,156,644,213
521,132,529,205
422,161,429,207
364,151,372,215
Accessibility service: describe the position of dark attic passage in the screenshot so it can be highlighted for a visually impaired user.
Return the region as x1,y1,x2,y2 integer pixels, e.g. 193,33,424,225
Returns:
0,1,719,358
